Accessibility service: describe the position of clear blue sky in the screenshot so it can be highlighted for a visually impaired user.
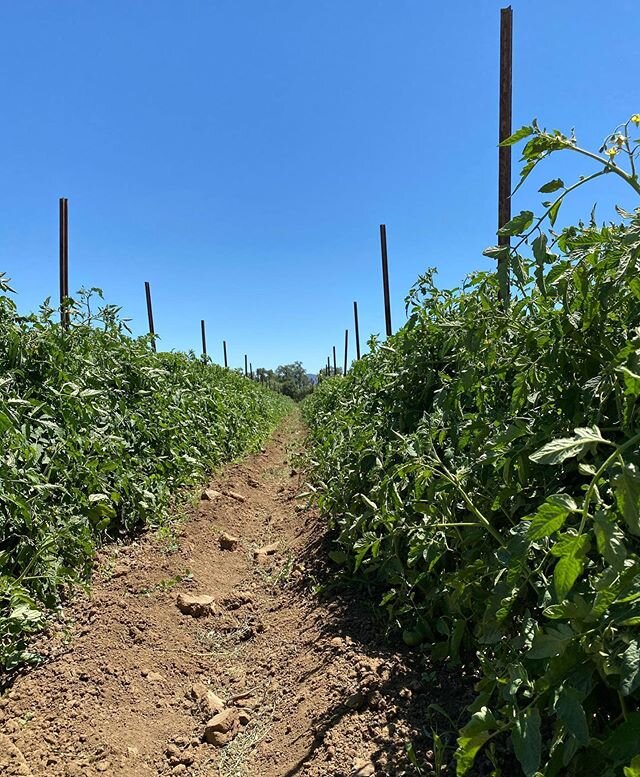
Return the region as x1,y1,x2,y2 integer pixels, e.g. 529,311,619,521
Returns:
1,1,637,373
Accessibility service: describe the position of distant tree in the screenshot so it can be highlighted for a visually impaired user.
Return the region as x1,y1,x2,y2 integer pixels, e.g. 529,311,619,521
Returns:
250,362,314,400
275,361,313,401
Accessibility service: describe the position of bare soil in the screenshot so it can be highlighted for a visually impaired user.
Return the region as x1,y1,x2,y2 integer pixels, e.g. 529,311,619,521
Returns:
0,412,477,777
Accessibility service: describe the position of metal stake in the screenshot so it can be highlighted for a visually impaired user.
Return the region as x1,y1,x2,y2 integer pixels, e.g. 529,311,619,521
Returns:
343,328,349,376
498,6,513,304
353,301,361,360
144,281,156,352
201,320,207,357
380,224,392,337
59,198,69,328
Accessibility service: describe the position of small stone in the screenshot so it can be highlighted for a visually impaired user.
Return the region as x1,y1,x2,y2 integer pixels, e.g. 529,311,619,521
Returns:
176,593,215,617
352,758,375,776
204,730,231,747
219,532,240,551
205,708,237,736
247,476,260,488
253,543,278,558
201,489,222,501
225,490,247,503
172,766,187,775
204,709,241,746
190,683,225,716
146,671,165,683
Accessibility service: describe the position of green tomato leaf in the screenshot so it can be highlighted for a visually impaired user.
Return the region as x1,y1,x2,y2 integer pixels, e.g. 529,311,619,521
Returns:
528,624,574,659
529,426,608,465
614,464,640,536
624,755,640,777
620,639,640,697
539,178,565,193
549,199,562,227
455,707,498,776
555,686,589,746
602,713,640,765
594,513,627,571
526,494,577,540
499,125,534,146
554,554,584,600
498,210,535,238
512,708,541,777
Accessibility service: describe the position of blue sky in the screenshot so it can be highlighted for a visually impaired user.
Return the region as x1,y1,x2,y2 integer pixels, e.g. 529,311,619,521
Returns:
1,1,637,373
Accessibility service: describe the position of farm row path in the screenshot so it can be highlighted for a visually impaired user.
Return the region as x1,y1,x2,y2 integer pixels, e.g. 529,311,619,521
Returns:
1,411,451,777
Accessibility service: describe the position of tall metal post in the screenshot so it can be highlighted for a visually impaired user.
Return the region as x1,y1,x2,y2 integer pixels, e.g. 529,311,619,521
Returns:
353,301,361,360
144,281,156,352
200,320,207,357
343,328,349,376
223,340,228,368
380,224,392,337
498,6,513,304
333,345,337,376
59,198,69,328
244,354,248,377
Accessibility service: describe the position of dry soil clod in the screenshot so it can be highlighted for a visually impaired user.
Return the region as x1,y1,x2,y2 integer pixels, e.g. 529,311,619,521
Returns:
176,593,215,617
219,532,240,551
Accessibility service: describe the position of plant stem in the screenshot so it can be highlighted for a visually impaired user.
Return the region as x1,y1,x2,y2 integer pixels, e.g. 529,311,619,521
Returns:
579,430,640,533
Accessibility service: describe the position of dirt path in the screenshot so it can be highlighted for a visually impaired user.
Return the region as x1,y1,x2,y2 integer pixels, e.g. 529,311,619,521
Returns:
0,412,465,777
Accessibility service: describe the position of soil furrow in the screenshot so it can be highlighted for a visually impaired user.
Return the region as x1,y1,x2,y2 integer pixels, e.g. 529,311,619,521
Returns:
1,413,469,777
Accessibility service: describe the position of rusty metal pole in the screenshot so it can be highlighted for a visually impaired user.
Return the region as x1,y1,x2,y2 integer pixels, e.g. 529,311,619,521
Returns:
223,340,228,368
343,328,349,376
59,198,69,328
144,281,156,352
498,6,513,304
380,224,392,337
353,301,361,360
200,320,207,357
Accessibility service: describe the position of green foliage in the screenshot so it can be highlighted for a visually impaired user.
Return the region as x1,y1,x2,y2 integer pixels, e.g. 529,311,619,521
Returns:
255,362,314,401
0,282,290,671
303,117,640,775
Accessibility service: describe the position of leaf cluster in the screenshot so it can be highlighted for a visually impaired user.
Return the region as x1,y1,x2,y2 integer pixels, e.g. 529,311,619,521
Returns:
303,145,640,772
0,287,290,671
